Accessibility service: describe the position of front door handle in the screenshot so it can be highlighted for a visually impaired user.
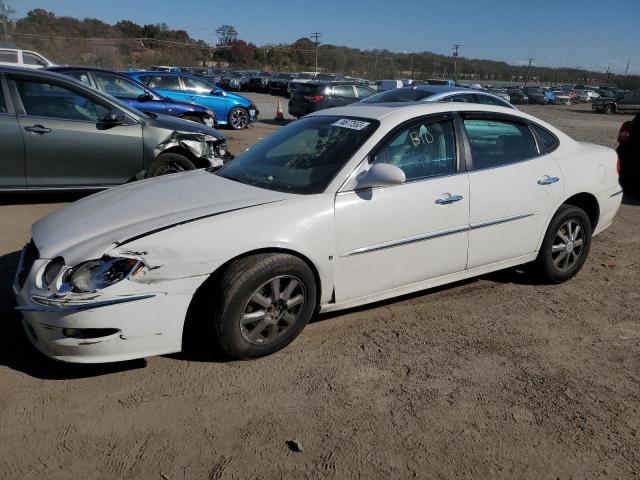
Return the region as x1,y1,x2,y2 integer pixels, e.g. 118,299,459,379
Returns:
538,175,560,185
435,194,463,205
24,125,51,135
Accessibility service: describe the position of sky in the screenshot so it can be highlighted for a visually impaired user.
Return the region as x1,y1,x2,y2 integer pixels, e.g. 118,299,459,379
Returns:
10,0,640,74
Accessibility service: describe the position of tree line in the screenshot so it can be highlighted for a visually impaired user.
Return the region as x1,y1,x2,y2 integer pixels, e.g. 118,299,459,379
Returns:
4,9,638,89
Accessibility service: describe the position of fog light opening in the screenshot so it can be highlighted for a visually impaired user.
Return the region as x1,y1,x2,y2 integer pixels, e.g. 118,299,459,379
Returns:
62,328,120,339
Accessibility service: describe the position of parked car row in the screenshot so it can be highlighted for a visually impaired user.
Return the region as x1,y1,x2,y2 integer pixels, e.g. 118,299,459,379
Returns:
0,66,232,190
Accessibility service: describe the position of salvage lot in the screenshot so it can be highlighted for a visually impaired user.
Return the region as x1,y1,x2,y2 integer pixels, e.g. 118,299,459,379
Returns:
0,99,639,479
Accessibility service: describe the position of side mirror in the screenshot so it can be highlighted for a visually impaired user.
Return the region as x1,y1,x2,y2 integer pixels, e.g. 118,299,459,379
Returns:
137,92,153,102
211,88,226,97
355,163,405,190
103,110,126,125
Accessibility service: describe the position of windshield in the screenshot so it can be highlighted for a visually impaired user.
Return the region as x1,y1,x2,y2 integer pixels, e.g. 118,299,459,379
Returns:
216,116,379,194
360,88,436,103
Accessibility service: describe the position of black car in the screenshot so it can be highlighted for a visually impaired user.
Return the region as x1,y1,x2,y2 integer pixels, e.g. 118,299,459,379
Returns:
268,73,295,95
247,72,272,92
617,114,640,192
288,81,376,118
505,87,529,104
48,67,217,127
522,86,547,105
593,91,640,114
0,66,230,190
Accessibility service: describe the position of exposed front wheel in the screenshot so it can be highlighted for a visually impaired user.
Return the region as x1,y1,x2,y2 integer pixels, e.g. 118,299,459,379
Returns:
534,205,592,283
181,114,205,124
146,153,196,177
211,253,317,359
228,107,249,130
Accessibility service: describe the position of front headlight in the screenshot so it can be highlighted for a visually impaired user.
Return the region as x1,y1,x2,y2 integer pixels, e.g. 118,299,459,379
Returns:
65,257,143,293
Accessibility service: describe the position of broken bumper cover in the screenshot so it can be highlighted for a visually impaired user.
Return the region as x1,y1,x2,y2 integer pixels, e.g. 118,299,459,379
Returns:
13,257,197,364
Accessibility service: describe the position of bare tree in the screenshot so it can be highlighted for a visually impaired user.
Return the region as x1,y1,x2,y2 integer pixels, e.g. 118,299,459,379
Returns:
215,24,238,46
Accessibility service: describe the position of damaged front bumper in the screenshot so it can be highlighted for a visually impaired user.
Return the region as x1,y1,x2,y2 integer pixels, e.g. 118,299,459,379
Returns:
12,247,201,364
155,131,234,170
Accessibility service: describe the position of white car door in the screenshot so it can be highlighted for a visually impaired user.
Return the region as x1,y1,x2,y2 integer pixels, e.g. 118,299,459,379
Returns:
463,113,565,269
334,115,470,303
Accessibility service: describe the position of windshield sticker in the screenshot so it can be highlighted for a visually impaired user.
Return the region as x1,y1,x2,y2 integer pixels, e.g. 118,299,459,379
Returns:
332,119,370,130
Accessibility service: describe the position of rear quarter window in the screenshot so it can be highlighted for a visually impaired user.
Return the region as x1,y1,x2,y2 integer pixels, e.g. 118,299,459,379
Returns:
531,124,559,152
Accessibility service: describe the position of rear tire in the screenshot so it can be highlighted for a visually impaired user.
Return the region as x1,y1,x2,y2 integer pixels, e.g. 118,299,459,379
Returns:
534,205,592,284
146,153,196,177
210,253,317,359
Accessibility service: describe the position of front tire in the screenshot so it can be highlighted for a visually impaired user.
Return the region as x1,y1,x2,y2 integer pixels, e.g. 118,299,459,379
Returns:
604,104,615,114
146,153,196,177
211,253,317,359
534,205,592,283
228,107,249,130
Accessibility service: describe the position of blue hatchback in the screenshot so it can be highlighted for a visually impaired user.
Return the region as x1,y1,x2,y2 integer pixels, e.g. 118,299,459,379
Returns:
47,67,218,128
125,71,258,129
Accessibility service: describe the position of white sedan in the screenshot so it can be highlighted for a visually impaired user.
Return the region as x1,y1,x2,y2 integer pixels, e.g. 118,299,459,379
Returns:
13,103,623,363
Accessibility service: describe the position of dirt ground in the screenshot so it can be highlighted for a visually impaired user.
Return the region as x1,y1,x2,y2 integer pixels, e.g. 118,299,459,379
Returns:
0,100,638,479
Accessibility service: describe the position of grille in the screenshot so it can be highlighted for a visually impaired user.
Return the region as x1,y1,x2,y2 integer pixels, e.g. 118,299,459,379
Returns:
17,240,39,288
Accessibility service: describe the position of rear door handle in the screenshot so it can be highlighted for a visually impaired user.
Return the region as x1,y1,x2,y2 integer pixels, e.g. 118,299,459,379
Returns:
538,176,560,185
435,194,463,205
24,125,51,135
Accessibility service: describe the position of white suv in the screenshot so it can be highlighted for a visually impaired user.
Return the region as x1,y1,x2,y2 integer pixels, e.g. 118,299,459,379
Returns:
0,49,54,69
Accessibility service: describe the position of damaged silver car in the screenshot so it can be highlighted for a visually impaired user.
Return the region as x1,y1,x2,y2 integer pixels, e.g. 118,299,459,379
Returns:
0,66,232,190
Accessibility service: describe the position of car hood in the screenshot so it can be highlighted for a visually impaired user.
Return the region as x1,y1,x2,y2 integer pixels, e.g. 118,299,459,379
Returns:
32,170,290,263
144,113,225,140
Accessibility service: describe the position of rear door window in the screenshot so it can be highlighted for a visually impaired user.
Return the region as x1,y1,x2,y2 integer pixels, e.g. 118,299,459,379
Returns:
146,75,181,90
333,85,355,98
0,50,18,63
355,86,375,99
463,118,538,170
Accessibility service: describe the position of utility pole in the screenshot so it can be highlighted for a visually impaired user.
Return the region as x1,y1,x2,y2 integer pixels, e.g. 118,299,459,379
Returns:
409,55,414,79
264,48,269,71
452,44,461,80
624,60,630,75
0,0,9,43
310,32,322,73
523,57,533,87
605,67,611,86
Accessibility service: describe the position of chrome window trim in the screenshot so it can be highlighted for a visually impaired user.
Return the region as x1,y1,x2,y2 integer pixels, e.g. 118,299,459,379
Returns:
341,212,538,257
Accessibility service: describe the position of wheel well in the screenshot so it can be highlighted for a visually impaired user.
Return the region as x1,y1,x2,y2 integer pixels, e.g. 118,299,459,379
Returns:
181,248,323,352
562,193,599,229
208,248,322,302
159,146,209,169
178,112,205,120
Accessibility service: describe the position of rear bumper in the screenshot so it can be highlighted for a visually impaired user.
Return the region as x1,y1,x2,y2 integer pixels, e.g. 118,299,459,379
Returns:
288,102,311,117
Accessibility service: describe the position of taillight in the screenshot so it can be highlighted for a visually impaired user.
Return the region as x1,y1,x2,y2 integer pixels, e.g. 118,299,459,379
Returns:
618,121,632,143
304,95,323,103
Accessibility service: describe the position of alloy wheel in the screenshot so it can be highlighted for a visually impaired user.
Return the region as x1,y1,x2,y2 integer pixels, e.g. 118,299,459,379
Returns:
239,275,306,345
551,220,585,272
230,109,249,129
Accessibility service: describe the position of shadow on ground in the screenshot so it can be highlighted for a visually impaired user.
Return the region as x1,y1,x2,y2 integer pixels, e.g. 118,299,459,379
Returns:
0,250,146,379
